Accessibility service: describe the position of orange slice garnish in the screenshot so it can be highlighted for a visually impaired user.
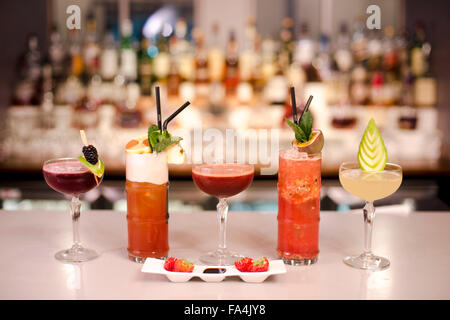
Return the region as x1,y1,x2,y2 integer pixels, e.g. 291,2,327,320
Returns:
125,135,151,154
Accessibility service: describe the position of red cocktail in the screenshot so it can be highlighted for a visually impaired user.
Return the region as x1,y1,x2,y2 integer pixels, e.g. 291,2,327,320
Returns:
192,163,254,265
43,159,99,195
277,149,321,265
43,158,103,263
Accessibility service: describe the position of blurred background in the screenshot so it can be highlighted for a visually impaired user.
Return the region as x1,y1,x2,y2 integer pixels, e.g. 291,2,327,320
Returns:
0,0,449,212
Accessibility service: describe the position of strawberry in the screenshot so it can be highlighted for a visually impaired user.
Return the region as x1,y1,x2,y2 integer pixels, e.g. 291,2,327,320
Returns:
173,258,194,272
163,257,177,271
248,257,269,272
234,257,253,272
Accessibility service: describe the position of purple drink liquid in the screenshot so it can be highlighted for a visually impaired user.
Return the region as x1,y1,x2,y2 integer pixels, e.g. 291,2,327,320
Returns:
43,159,100,195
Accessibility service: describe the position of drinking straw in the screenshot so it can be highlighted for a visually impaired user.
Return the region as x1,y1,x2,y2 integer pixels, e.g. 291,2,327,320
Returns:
299,95,313,123
155,86,162,131
290,87,298,124
163,101,191,131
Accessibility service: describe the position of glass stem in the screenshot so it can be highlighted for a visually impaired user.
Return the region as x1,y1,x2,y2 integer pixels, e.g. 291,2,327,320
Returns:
217,198,229,253
363,201,375,256
71,196,82,248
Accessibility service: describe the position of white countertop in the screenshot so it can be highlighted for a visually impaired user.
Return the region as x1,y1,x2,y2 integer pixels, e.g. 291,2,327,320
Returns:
1,209,449,300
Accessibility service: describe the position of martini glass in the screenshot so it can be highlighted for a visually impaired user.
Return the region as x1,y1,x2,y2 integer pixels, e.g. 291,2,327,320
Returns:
192,163,254,265
339,162,402,271
43,158,103,263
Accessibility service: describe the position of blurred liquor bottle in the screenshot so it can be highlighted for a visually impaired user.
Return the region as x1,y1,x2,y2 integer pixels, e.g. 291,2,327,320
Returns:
208,23,225,84
278,18,295,74
120,19,137,82
239,17,258,85
100,33,119,82
48,26,67,85
12,34,42,106
193,29,209,96
224,30,240,95
83,13,101,80
410,22,436,107
153,35,171,85
295,23,320,82
138,37,154,97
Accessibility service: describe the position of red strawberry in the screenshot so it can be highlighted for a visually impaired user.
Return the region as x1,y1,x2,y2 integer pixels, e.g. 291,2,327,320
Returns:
234,257,253,272
248,257,269,272
163,257,177,271
173,258,194,272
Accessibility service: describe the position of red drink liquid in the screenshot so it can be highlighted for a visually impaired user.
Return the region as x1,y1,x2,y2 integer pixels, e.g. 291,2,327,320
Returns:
192,164,254,198
43,159,100,195
277,149,321,265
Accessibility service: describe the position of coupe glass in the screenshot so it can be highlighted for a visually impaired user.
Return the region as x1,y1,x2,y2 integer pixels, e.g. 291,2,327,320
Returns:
339,162,402,271
192,162,254,265
43,158,103,263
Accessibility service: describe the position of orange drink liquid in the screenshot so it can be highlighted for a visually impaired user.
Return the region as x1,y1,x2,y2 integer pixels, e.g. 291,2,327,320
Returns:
126,151,169,262
277,149,321,265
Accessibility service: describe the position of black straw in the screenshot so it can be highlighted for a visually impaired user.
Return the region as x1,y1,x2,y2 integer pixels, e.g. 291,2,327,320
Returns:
290,87,298,124
299,95,313,123
163,101,191,131
155,86,162,131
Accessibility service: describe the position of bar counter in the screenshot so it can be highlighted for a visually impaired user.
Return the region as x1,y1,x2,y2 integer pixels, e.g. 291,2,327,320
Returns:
1,209,449,300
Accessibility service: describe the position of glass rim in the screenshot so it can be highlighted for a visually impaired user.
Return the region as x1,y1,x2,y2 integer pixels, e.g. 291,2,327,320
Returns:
43,157,79,165
339,162,402,172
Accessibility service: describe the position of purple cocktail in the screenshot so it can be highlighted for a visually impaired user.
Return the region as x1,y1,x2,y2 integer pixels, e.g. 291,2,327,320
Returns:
43,158,103,263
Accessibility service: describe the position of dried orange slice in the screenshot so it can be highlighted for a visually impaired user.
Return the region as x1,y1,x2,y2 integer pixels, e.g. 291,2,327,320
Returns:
125,135,151,154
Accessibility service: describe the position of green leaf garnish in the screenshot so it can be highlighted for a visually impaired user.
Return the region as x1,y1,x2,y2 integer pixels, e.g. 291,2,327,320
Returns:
286,111,314,143
299,111,313,141
78,156,105,178
147,125,183,153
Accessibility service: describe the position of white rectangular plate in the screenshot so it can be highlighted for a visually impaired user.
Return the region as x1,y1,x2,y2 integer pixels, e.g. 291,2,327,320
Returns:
141,258,287,283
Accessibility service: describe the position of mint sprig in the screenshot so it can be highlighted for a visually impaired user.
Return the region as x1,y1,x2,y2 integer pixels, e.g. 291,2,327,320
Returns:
147,124,183,153
285,110,313,143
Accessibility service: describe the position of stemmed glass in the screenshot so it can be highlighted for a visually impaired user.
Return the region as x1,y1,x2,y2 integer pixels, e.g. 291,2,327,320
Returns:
339,162,402,271
192,162,254,265
43,158,103,263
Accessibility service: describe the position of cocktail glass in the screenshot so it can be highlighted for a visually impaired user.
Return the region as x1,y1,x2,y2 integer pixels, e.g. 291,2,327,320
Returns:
192,163,254,265
277,149,322,265
126,151,169,263
43,158,103,263
339,162,402,271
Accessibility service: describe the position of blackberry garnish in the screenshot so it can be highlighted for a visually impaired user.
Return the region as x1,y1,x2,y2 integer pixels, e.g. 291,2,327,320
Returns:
82,145,98,165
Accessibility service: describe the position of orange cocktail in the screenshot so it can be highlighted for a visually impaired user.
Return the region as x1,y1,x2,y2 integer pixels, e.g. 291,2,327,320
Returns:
126,180,169,261
277,149,321,265
126,140,171,262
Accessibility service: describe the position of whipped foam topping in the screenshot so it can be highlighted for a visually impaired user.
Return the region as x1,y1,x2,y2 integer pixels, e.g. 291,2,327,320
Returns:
126,152,168,184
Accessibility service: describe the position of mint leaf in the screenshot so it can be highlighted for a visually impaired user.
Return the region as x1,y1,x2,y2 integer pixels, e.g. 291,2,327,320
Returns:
147,125,183,153
299,111,313,141
285,119,307,142
148,124,160,152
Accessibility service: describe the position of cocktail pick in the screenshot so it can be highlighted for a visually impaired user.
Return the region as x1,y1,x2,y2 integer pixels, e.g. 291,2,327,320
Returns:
155,86,162,132
163,101,191,131
80,130,89,147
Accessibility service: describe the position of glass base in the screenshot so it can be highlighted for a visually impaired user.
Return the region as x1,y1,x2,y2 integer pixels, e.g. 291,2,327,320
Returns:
282,257,318,266
343,253,390,271
200,249,242,266
128,254,167,263
55,244,99,263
